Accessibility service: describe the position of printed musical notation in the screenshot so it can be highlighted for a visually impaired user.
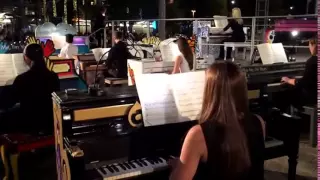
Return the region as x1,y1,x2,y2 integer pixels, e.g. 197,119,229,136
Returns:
257,43,288,65
0,54,28,86
135,71,206,127
171,71,205,121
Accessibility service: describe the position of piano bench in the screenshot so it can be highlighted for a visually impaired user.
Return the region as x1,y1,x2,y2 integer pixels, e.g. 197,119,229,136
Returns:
0,134,54,180
223,42,251,61
105,78,128,86
292,105,317,147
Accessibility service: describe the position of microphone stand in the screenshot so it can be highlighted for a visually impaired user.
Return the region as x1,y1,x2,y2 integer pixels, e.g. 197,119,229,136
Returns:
88,49,110,96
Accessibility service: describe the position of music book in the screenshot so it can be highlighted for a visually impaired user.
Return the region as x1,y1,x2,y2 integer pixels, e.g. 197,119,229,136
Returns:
135,71,205,126
0,53,29,86
92,48,110,62
159,38,180,62
257,43,288,64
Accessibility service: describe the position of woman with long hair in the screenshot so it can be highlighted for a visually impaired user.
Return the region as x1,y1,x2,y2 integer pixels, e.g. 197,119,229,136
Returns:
0,43,60,134
218,8,246,60
170,61,265,180
171,37,194,73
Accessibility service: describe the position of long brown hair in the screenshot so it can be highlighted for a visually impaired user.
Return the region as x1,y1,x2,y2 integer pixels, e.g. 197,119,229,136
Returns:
199,61,250,176
177,37,193,70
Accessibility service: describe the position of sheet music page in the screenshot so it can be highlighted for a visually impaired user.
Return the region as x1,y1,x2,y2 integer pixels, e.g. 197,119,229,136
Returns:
135,73,179,126
257,43,275,64
257,43,288,64
170,71,205,121
12,54,29,75
159,38,176,61
271,43,288,63
0,54,15,86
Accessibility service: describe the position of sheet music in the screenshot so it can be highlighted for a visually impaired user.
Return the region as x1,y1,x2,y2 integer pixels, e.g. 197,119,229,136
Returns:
170,71,205,121
159,38,177,61
135,73,179,126
257,43,288,64
0,54,15,86
12,54,29,75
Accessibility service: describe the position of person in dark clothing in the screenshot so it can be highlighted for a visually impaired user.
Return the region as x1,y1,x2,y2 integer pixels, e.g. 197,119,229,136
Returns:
218,8,246,59
274,39,317,111
170,61,265,180
0,44,60,135
94,7,107,47
104,31,132,78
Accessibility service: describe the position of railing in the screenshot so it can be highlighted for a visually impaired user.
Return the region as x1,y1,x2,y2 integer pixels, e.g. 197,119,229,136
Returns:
87,14,317,56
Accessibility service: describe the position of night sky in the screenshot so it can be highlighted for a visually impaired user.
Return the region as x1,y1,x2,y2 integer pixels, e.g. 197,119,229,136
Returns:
107,0,316,19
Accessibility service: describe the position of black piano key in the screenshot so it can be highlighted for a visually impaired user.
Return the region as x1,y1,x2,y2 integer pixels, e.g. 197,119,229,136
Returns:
112,165,119,172
99,167,107,174
152,158,159,164
141,160,148,166
119,163,126,170
144,158,154,165
133,160,143,167
106,166,114,173
157,157,164,163
128,162,136,168
123,162,132,169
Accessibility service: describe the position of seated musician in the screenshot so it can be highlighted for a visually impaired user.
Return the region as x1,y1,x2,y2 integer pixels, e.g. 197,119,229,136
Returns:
0,44,60,134
170,61,265,180
104,31,132,78
277,38,317,110
171,37,193,74
59,34,78,59
218,8,245,60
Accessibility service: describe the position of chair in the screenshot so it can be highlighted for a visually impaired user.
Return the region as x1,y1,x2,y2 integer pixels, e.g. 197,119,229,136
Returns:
223,42,251,61
0,134,54,180
105,77,128,86
291,105,317,147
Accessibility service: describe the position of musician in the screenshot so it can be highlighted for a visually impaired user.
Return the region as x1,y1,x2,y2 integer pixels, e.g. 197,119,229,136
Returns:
170,61,265,180
218,8,245,60
0,44,60,134
59,34,78,59
171,37,193,74
104,31,131,78
277,39,317,110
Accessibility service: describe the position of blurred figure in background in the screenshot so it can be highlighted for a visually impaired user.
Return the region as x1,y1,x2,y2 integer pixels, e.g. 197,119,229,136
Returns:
93,7,107,47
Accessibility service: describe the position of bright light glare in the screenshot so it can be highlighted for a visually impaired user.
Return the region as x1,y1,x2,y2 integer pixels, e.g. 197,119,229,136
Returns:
290,6,294,10
291,30,298,37
231,0,235,4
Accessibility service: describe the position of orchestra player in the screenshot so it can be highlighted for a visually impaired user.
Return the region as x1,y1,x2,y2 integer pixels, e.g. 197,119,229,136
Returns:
170,61,265,180
0,44,60,134
59,34,78,59
218,8,245,60
104,31,132,78
171,37,193,74
277,38,317,110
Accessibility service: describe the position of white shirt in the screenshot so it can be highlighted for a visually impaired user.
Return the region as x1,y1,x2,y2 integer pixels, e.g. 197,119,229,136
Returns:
59,43,78,59
178,54,191,73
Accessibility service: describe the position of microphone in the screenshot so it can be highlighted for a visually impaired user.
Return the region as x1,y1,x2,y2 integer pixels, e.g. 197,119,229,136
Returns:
88,49,110,96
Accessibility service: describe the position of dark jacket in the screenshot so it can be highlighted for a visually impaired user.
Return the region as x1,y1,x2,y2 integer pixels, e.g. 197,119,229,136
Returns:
295,55,317,105
223,19,245,42
0,66,60,134
105,41,132,78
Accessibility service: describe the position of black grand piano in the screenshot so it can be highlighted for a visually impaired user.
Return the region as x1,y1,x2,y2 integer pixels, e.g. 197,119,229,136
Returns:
51,61,304,180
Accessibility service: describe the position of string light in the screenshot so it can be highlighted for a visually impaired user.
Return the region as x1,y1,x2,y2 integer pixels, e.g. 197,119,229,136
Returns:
64,0,67,23
43,0,47,22
53,0,57,17
73,0,77,18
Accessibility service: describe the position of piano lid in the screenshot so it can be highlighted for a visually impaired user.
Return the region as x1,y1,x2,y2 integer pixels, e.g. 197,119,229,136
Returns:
52,86,138,107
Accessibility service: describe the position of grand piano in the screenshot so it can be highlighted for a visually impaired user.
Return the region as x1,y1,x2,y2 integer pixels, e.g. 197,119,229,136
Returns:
52,61,304,180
